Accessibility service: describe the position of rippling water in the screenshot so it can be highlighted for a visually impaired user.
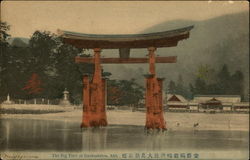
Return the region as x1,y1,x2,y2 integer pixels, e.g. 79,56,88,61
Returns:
0,119,248,152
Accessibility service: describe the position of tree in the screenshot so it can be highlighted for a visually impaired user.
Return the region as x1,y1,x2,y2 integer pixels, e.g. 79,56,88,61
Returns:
192,77,207,95
54,43,86,103
176,75,189,97
29,31,59,74
107,80,123,105
0,22,10,42
231,70,244,98
217,64,231,94
107,79,144,106
16,31,59,99
22,73,43,95
190,64,220,96
197,64,217,84
0,22,11,97
190,63,246,98
167,80,176,94
189,83,195,98
4,46,31,98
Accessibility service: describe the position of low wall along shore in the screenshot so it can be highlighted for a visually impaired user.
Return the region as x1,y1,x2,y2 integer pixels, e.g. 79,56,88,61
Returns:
0,104,74,114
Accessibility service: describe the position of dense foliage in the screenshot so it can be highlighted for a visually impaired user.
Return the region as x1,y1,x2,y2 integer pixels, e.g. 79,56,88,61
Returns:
0,22,144,105
0,22,90,103
107,79,144,106
167,64,245,100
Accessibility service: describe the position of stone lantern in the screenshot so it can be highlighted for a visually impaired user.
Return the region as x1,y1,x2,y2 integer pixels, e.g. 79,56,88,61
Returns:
63,89,69,101
59,88,70,106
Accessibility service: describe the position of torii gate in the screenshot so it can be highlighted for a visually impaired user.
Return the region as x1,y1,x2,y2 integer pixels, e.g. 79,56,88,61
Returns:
58,25,193,129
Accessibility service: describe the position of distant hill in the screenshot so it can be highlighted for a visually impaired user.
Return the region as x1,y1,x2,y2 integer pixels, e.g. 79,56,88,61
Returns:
7,37,29,47
103,11,249,96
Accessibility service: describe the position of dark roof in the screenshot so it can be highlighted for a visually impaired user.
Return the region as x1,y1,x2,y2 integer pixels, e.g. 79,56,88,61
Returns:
168,95,181,102
204,98,222,105
57,25,194,49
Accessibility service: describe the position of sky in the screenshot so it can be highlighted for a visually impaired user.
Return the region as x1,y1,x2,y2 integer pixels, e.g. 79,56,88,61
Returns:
1,1,249,38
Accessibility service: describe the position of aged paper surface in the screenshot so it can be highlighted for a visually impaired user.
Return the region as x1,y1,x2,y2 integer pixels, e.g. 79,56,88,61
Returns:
0,1,249,160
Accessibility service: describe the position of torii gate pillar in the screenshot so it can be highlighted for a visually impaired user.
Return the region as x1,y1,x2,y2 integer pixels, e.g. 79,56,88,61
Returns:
81,48,108,128
145,47,166,130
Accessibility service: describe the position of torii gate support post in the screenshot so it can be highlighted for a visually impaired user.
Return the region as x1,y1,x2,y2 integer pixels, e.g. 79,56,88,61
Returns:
81,48,108,128
81,74,90,127
145,47,166,130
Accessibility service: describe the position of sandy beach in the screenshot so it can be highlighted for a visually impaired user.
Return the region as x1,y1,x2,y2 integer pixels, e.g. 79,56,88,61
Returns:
0,105,249,131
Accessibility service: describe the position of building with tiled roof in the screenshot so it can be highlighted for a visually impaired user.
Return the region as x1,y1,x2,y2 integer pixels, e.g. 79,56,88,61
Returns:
164,94,249,113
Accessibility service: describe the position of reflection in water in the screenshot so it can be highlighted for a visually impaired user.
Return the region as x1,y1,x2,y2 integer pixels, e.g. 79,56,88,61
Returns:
45,120,49,139
62,120,68,150
32,121,37,139
5,121,10,148
145,131,165,151
0,119,249,152
81,128,107,151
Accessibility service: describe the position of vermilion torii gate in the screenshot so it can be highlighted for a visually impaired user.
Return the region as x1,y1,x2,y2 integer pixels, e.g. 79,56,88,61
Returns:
58,25,193,129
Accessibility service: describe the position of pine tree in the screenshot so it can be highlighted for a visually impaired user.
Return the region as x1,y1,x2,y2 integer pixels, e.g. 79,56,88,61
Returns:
217,64,231,94
194,78,207,95
176,75,186,96
231,70,244,98
0,22,11,97
189,83,195,98
167,80,176,94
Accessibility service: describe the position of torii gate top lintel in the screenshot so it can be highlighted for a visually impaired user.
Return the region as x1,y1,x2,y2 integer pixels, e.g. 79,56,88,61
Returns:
57,25,194,49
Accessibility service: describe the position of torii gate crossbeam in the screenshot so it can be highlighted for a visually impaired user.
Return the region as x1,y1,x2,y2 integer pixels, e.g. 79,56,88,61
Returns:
75,56,177,64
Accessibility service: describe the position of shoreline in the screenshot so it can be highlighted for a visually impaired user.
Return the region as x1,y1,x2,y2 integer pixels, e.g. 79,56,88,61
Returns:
0,109,249,132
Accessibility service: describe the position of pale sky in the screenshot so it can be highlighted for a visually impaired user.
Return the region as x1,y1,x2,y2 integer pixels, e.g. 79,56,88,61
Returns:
1,1,248,38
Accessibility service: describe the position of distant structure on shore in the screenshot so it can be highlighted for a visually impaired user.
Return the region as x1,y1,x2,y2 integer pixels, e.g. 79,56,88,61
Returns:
59,88,71,106
2,94,14,104
164,94,249,113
